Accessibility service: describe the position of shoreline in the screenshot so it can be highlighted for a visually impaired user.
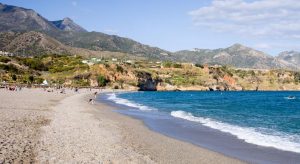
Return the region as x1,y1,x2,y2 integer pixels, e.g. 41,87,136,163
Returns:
92,92,244,163
99,91,300,163
3,88,237,163
1,88,299,163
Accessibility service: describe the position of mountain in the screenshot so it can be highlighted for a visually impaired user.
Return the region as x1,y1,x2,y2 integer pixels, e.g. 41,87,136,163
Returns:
0,3,58,32
0,31,152,60
277,51,300,68
51,17,87,32
54,31,171,59
0,31,72,55
1,2,299,70
174,44,297,70
0,3,170,59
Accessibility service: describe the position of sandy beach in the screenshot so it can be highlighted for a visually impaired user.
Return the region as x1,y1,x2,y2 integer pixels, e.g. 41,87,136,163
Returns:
0,88,243,163
0,88,71,163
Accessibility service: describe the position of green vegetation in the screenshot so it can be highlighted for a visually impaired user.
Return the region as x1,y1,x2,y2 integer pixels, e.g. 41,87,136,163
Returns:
195,64,204,68
0,56,11,63
0,63,21,73
1,54,300,90
162,61,182,68
294,72,300,82
116,65,124,73
97,75,108,87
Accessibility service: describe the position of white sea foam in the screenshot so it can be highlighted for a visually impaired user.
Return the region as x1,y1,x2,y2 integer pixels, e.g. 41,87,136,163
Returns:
171,110,300,153
284,96,297,100
107,93,156,111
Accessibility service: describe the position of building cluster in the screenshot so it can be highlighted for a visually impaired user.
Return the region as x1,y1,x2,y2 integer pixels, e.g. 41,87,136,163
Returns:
0,51,14,56
81,57,136,66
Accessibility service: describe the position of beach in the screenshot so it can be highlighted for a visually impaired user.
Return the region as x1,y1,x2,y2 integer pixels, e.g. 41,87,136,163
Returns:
0,88,243,163
0,88,71,163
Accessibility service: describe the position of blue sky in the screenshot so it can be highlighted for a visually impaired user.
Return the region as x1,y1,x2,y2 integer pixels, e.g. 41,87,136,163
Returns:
1,0,300,55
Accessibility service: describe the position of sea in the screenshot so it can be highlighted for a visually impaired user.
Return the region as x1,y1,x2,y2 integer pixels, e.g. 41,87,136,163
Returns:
98,91,300,163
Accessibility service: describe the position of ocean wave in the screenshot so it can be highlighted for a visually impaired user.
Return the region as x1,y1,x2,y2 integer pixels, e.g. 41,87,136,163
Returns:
284,96,297,100
107,93,156,111
171,110,300,153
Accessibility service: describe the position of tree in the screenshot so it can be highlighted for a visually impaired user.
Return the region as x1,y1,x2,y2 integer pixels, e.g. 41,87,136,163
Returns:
97,75,108,87
28,75,34,83
162,61,172,68
195,64,204,68
12,74,17,81
294,72,300,82
173,63,182,68
116,65,124,73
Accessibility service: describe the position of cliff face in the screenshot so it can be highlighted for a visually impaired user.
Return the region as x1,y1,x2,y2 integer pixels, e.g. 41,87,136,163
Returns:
135,71,161,91
87,63,300,91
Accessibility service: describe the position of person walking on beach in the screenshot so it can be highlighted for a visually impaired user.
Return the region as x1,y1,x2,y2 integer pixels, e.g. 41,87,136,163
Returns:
94,92,98,98
89,98,94,104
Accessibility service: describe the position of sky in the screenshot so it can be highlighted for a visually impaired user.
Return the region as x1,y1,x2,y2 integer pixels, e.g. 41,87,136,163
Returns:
1,0,300,55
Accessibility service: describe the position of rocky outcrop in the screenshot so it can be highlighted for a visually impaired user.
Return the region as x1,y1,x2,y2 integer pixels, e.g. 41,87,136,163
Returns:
135,71,161,91
51,17,87,32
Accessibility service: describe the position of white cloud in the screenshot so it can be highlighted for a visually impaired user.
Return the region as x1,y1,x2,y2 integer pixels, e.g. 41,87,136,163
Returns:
72,1,77,7
189,0,300,39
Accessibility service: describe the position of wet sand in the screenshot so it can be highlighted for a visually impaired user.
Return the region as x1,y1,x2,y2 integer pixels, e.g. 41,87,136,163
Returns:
0,88,243,163
116,109,300,164
91,94,244,163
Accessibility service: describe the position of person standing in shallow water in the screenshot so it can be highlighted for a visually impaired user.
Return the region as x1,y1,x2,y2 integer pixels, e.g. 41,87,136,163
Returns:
94,92,98,98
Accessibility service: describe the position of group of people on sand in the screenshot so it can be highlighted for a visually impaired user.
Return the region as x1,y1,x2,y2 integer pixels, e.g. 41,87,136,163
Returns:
2,83,101,104
40,85,100,104
1,85,23,91
42,86,85,94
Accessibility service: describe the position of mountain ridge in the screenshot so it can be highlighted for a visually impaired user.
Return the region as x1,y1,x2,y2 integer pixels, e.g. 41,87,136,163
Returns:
0,2,171,58
174,44,299,70
0,2,300,70
51,17,87,32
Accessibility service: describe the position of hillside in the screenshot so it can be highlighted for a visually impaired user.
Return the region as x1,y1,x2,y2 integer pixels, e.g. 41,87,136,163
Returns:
277,51,300,68
1,2,300,70
0,3,171,59
0,31,148,60
54,31,171,59
0,3,58,32
174,44,298,70
0,31,71,55
1,55,300,91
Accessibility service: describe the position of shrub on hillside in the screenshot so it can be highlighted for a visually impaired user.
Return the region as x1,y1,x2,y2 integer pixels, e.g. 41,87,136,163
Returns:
0,56,11,63
22,58,48,71
195,64,204,68
173,63,182,68
116,65,124,73
162,61,182,68
0,64,20,73
294,72,300,82
97,75,108,87
162,61,172,68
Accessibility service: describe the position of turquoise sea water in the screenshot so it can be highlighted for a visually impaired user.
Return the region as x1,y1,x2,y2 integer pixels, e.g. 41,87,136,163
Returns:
106,91,300,153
